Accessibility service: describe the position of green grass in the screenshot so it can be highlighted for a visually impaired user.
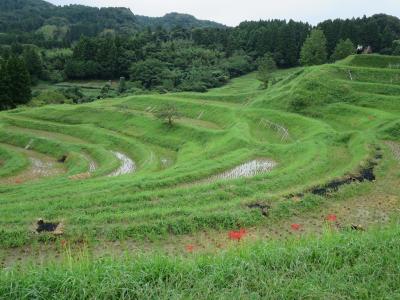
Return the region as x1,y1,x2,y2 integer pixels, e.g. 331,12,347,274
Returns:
2,225,400,299
0,54,400,298
0,144,29,178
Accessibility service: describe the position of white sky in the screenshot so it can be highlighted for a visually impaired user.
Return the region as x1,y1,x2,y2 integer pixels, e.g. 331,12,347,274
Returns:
47,0,400,26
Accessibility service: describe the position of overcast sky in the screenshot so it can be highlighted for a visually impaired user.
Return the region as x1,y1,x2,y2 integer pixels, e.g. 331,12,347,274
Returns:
47,0,400,26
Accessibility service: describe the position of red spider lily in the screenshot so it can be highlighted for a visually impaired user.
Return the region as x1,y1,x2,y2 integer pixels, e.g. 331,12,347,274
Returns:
15,179,22,184
326,214,337,222
61,240,67,247
228,229,247,241
185,244,195,253
291,224,301,231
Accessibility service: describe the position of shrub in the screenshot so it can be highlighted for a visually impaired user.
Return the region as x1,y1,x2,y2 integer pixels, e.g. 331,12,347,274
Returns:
30,89,72,106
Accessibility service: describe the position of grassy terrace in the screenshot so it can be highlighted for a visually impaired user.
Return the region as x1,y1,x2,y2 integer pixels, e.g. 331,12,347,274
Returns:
0,55,400,297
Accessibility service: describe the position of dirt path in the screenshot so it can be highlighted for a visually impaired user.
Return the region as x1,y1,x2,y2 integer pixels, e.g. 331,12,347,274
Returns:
108,151,136,177
0,145,66,185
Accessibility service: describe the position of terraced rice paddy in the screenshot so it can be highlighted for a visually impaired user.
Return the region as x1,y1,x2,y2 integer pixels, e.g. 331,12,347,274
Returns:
109,151,136,177
0,54,400,266
0,145,65,185
203,159,277,182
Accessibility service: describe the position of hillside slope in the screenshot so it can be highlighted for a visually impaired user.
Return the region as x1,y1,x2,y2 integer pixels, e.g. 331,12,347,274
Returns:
0,54,398,246
0,0,224,35
0,54,400,298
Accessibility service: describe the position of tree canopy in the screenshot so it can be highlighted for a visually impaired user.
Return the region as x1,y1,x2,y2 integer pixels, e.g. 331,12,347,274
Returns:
330,39,355,62
0,56,31,110
300,29,328,66
257,53,277,88
155,104,181,126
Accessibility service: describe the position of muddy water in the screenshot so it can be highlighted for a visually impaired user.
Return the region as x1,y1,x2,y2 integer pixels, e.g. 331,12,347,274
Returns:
195,159,277,185
209,159,277,181
109,151,136,177
0,148,65,185
29,158,61,177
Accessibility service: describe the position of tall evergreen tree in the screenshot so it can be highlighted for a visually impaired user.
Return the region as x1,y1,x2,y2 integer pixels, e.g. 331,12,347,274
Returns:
6,56,32,107
0,59,12,110
257,53,277,89
22,47,43,83
300,29,328,66
330,39,355,62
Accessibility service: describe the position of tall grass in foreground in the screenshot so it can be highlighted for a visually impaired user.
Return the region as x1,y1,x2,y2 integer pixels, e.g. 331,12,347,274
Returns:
1,225,400,299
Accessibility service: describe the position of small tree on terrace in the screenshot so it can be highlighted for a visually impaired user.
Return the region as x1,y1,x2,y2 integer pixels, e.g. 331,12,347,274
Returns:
156,104,180,126
257,53,277,89
300,29,328,66
331,39,355,62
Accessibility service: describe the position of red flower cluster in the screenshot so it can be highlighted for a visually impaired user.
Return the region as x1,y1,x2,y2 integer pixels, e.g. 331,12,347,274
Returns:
61,240,67,247
15,178,22,184
228,229,247,241
185,244,195,253
291,223,301,231
326,214,337,222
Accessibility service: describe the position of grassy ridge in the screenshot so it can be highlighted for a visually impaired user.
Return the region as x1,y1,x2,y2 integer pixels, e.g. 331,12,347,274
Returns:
0,145,29,178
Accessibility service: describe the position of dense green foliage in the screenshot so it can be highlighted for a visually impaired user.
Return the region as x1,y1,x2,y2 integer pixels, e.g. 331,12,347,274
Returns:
0,0,223,47
0,55,31,109
66,36,235,92
30,89,72,106
393,40,400,55
22,46,43,83
318,14,400,55
330,39,355,62
257,53,277,88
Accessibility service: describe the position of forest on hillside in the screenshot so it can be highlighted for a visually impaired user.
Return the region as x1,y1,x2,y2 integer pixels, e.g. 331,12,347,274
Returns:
1,0,400,109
